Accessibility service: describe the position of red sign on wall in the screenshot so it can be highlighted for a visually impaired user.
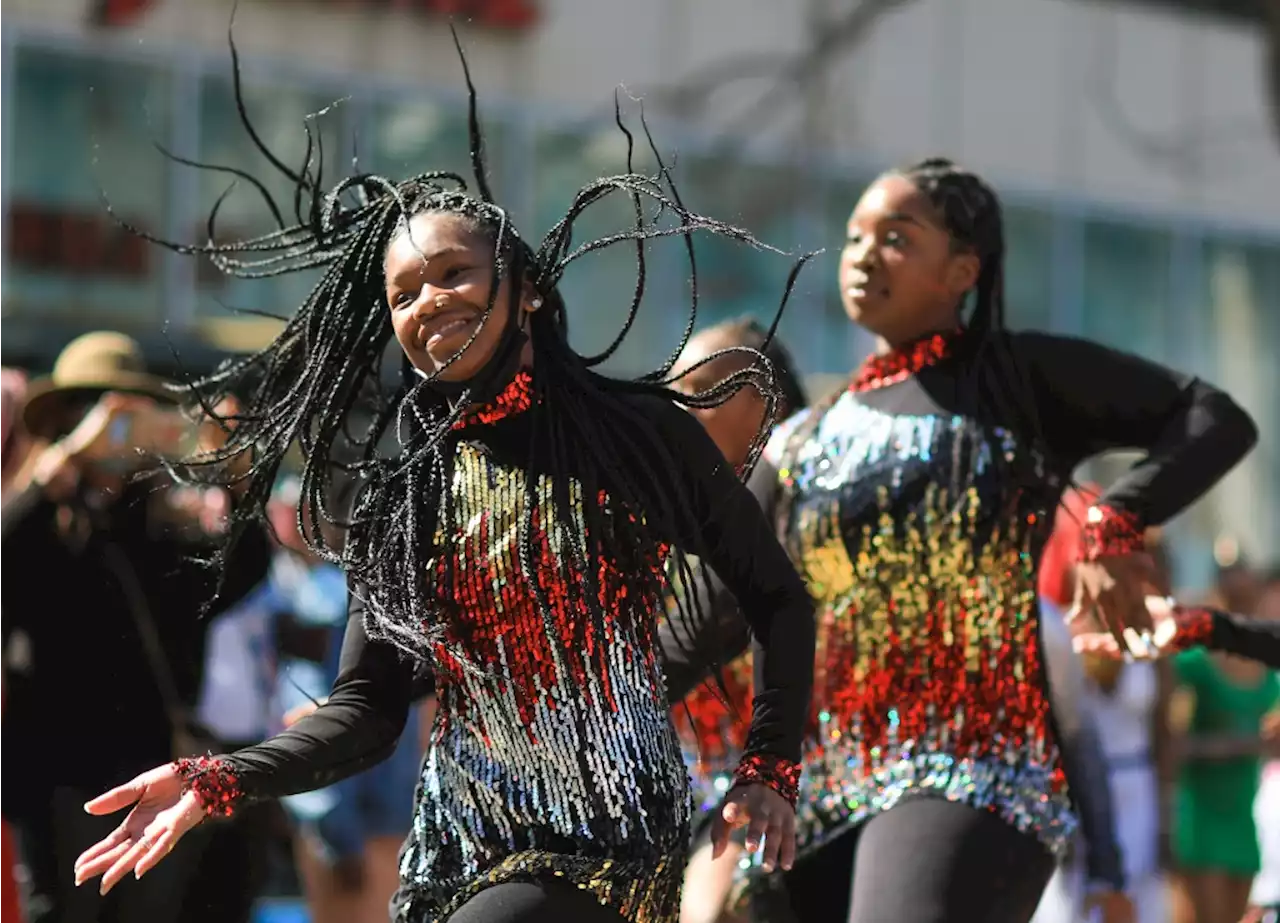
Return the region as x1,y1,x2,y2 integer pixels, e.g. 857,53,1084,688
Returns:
388,0,539,29
88,0,156,28
89,0,539,30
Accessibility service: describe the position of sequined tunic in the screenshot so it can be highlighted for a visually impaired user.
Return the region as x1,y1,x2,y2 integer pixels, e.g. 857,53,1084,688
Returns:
193,373,815,923
741,329,1255,863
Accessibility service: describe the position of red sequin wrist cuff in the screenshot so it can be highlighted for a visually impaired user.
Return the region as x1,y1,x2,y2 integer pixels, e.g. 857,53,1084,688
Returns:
1079,504,1145,562
732,754,802,808
1171,607,1216,652
174,755,244,819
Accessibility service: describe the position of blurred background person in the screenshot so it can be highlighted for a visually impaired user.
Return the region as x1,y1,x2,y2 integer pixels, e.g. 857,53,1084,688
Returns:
0,332,271,923
1245,568,1280,923
664,316,809,923
254,476,424,923
1168,558,1279,923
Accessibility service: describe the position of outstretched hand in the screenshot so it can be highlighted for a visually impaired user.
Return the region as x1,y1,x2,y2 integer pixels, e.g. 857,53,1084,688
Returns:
710,783,796,873
1072,596,1181,661
73,764,204,894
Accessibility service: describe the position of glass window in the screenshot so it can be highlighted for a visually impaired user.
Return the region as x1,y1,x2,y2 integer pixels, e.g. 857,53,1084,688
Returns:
1002,204,1054,333
365,96,505,199
531,122,673,377
1079,218,1172,362
5,46,172,323
193,75,351,320
675,155,810,370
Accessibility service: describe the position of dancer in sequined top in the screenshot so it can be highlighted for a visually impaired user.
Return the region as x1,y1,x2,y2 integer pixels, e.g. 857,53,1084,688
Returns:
70,35,816,923
661,318,809,923
739,158,1257,923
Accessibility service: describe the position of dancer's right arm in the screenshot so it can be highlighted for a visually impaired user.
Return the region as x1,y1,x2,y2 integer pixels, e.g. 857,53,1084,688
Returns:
198,584,415,799
73,583,415,894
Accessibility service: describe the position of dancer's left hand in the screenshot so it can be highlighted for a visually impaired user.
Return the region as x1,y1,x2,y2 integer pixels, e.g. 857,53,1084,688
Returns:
711,783,795,873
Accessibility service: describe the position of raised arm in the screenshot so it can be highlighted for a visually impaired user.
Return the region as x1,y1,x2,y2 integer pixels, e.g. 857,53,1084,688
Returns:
1023,330,1257,538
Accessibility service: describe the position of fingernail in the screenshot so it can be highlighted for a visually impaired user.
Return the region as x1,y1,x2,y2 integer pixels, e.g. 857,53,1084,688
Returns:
763,861,775,872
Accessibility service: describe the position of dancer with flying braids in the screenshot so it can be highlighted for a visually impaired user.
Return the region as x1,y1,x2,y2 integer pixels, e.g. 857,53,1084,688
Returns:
70,33,816,923
734,157,1257,923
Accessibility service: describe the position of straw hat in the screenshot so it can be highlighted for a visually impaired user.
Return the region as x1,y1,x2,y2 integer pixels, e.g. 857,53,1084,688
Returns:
22,332,176,438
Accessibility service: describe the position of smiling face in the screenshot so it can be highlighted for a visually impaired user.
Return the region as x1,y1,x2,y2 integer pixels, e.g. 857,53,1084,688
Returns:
838,174,980,347
385,211,537,383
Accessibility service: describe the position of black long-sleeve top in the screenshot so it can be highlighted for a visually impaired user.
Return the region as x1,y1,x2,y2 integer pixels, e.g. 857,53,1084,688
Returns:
186,373,815,923
732,328,1255,862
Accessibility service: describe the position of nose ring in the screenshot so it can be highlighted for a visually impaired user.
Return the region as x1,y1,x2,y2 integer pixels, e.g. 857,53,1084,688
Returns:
434,296,449,309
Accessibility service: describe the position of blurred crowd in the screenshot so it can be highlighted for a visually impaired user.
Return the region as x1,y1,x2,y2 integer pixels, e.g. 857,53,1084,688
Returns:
1,331,430,923
1,328,1277,923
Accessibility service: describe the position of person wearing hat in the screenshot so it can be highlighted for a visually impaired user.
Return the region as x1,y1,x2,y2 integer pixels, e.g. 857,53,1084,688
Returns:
1,332,271,923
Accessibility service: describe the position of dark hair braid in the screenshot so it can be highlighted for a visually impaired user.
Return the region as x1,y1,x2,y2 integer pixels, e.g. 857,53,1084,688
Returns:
697,316,809,418
104,25,817,677
892,157,1058,495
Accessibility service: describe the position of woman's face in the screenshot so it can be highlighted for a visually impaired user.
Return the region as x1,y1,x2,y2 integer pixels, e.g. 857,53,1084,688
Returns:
672,331,768,470
385,212,537,383
839,174,979,347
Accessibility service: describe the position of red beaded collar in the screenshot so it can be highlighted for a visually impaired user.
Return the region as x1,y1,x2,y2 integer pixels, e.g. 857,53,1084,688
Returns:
850,328,962,393
453,370,535,430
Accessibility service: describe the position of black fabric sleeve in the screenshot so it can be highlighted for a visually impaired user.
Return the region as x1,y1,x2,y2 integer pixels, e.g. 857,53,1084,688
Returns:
218,583,415,800
649,403,814,765
1203,609,1280,668
659,565,752,704
1020,331,1257,524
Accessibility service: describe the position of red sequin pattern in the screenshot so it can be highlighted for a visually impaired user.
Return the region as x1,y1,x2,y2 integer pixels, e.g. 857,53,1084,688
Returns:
174,755,242,818
732,754,802,807
1079,504,1145,562
453,371,535,430
850,329,959,393
426,453,669,738
670,654,754,763
1171,606,1216,651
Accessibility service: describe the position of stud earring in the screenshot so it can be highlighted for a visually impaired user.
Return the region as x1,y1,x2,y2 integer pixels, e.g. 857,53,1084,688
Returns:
530,297,543,309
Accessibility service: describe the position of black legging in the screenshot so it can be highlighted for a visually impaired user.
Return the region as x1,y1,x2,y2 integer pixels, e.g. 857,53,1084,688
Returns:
755,798,1056,923
447,880,629,923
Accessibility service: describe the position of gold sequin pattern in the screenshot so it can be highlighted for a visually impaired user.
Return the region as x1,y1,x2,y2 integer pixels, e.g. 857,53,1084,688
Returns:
763,395,1076,865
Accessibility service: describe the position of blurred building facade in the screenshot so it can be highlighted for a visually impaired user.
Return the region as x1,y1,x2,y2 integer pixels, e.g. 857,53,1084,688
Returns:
3,0,1278,585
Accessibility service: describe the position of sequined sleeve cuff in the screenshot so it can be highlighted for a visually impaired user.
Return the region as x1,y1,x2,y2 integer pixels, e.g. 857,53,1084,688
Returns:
732,754,802,808
1169,607,1216,653
174,755,245,819
1079,504,1145,562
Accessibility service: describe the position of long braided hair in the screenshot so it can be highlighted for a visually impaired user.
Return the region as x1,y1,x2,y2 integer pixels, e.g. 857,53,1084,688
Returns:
774,156,1058,534
108,28,815,674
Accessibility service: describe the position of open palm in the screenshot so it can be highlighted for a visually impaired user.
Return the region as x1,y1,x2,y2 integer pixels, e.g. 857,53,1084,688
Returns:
73,764,204,894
